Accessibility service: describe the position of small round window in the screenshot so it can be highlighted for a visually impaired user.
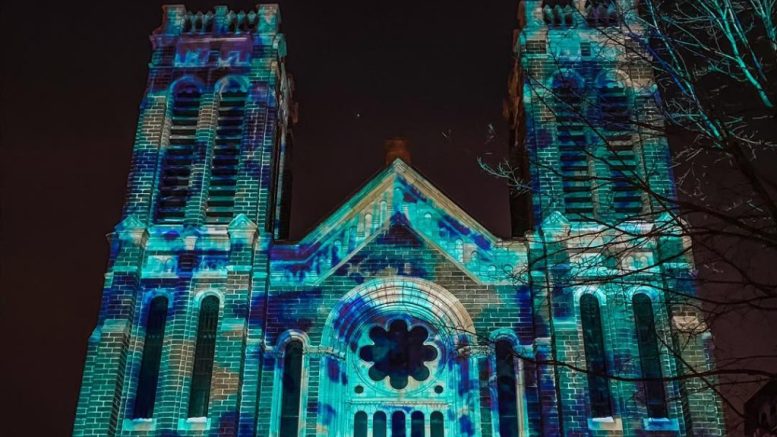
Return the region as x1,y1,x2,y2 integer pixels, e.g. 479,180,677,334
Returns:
358,320,438,389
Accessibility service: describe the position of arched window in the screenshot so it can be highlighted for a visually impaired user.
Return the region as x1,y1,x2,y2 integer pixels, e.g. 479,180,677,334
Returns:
354,411,368,437
206,79,248,223
597,76,642,217
188,295,220,417
392,411,406,437
430,411,444,437
374,411,388,437
553,73,593,218
633,294,668,418
133,296,169,418
495,340,520,437
580,293,612,417
156,81,202,223
411,411,425,437
279,340,303,436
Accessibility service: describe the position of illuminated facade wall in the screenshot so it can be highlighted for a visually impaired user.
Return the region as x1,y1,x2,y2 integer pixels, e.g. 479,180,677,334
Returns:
74,2,725,437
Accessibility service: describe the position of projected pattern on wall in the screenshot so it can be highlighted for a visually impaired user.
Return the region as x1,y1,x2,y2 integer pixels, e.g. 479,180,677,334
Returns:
73,2,725,436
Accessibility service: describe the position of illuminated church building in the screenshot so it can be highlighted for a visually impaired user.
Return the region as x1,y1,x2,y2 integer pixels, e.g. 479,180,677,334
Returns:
74,2,725,437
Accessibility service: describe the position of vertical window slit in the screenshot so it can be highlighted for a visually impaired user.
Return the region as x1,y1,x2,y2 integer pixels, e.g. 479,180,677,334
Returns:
354,411,368,437
188,295,219,417
279,340,303,436
411,411,424,437
496,340,520,437
133,296,169,418
374,411,388,437
581,294,612,417
598,81,642,217
430,411,444,437
392,411,406,437
633,294,668,418
156,84,201,223
554,76,593,217
206,84,247,223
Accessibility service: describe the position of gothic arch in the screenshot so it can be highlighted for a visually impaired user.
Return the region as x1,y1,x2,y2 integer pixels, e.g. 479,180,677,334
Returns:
625,285,660,303
141,289,175,308
191,288,224,309
214,75,250,94
169,75,207,94
320,277,476,354
273,329,311,354
572,285,608,305
269,330,310,437
594,69,633,90
547,69,586,91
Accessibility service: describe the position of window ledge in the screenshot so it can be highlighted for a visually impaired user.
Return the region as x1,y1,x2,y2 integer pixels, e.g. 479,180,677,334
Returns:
193,270,227,279
122,418,156,432
178,417,211,431
643,417,680,432
587,416,623,431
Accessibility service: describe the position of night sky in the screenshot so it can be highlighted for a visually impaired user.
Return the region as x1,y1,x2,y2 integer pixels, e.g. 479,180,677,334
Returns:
1,1,516,434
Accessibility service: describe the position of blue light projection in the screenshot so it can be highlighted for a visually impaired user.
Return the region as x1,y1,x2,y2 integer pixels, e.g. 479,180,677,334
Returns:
73,3,724,436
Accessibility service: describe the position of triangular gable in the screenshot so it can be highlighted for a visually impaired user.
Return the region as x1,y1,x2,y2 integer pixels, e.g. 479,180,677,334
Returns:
270,160,527,285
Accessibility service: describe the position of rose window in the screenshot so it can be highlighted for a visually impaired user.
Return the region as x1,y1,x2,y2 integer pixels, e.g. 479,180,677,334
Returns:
358,320,438,389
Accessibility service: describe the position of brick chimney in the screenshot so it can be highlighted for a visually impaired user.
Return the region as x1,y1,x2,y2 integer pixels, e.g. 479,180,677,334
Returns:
384,137,411,165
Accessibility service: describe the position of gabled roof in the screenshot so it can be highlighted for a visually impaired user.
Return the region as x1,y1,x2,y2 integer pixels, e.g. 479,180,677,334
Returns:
270,160,527,285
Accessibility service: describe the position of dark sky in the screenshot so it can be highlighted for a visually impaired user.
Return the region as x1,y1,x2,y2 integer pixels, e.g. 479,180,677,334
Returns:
0,1,516,434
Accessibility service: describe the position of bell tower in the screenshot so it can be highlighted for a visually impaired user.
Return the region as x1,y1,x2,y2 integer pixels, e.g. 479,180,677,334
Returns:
73,4,294,435
506,0,676,234
120,4,294,234
506,1,725,435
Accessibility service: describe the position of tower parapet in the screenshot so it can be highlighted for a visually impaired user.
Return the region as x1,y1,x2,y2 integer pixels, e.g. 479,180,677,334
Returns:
157,4,280,36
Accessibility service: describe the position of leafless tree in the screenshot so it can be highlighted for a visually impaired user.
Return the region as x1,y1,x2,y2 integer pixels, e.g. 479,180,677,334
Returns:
479,0,777,431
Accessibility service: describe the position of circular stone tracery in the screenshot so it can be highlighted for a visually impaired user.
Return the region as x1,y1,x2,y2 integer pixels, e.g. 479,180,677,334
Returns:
358,319,438,390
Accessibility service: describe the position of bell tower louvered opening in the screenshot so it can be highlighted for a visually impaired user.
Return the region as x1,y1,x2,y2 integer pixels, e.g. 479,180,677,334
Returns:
598,80,642,217
555,76,594,218
206,82,247,223
155,83,202,223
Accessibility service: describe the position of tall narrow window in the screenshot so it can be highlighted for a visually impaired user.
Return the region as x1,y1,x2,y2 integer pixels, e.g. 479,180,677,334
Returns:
267,128,294,239
430,411,444,437
133,296,169,418
392,411,406,437
495,340,520,437
206,81,247,223
279,340,303,436
554,74,593,218
354,411,368,437
633,294,668,418
188,296,219,417
580,294,612,417
411,411,425,437
156,82,202,223
374,411,388,437
598,78,642,217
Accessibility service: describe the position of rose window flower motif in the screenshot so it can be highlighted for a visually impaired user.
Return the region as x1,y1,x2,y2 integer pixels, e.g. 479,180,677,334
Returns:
358,320,438,389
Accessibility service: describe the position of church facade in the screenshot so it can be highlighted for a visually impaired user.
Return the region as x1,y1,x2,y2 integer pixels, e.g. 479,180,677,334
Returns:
74,3,725,437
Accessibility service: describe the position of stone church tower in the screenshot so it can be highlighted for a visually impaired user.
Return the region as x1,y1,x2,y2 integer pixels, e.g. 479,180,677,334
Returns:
74,2,725,436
